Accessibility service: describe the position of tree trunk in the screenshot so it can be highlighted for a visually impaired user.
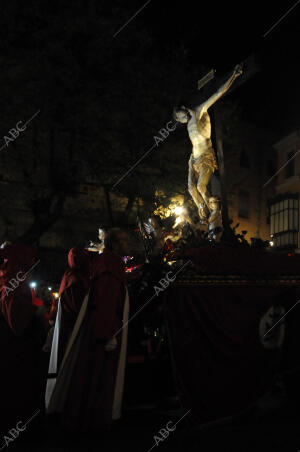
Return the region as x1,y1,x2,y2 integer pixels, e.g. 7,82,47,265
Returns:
103,185,114,226
18,192,66,245
123,194,136,222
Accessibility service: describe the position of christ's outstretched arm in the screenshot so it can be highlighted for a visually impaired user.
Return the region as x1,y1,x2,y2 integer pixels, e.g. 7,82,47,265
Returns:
196,63,243,115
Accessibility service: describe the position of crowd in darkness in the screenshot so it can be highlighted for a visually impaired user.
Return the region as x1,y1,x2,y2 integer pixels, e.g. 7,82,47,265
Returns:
0,228,137,445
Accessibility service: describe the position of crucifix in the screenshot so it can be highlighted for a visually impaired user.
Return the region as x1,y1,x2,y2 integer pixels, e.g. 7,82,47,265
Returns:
173,64,243,240
174,54,259,241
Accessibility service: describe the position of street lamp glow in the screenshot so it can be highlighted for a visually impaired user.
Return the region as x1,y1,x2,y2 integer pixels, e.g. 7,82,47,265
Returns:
269,241,274,247
174,206,184,215
173,216,184,228
48,287,52,291
30,282,37,288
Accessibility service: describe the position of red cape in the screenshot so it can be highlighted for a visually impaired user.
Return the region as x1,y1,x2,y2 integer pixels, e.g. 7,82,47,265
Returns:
57,247,91,367
60,249,126,432
0,243,44,435
59,247,90,297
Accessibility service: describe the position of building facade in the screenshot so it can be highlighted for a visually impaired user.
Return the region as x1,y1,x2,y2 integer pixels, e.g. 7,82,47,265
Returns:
224,122,276,243
269,130,300,250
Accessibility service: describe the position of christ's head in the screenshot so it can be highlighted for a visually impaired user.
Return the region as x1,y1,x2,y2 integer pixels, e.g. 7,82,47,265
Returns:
173,106,189,123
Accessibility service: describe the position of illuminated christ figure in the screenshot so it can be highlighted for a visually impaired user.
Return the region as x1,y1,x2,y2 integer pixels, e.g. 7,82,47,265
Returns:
174,64,243,223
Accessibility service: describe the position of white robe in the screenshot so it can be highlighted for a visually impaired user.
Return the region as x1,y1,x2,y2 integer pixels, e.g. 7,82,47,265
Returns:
45,286,130,421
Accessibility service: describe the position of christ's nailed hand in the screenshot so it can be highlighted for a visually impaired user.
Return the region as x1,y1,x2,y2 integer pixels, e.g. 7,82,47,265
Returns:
234,63,243,77
105,337,118,352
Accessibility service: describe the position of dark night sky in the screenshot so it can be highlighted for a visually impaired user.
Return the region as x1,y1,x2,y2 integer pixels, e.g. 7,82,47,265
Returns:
0,1,299,154
142,0,300,135
1,0,299,136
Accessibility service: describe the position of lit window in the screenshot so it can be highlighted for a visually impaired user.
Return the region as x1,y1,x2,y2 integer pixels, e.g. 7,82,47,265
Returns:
270,195,299,248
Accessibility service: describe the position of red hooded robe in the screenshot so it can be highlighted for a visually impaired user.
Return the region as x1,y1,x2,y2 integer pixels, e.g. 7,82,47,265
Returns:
0,243,44,436
60,249,127,432
57,247,90,368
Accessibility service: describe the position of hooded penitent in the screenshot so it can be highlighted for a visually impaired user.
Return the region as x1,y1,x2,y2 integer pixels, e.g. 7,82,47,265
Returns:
0,243,44,436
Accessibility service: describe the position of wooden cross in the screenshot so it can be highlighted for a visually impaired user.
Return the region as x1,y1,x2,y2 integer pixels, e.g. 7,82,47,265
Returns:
196,53,260,238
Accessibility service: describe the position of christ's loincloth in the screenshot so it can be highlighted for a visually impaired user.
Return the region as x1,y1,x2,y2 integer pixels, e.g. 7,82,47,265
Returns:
192,150,218,174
